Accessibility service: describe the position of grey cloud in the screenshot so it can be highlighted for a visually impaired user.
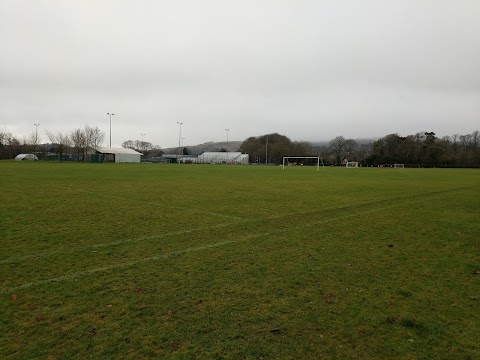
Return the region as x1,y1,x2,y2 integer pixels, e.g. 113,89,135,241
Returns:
1,0,479,147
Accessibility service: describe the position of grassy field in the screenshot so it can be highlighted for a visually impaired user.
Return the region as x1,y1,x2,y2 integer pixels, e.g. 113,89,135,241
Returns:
1,162,479,359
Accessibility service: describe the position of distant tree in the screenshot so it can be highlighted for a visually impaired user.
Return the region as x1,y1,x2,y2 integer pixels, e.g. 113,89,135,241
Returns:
27,131,42,156
423,132,441,166
344,139,359,159
472,130,480,149
121,140,135,149
148,147,164,158
69,125,104,161
291,141,313,156
0,131,7,146
90,127,105,148
451,134,460,156
70,128,86,161
473,131,480,164
122,139,154,154
383,134,402,163
140,141,154,153
46,130,72,162
328,136,357,163
438,136,455,165
313,145,331,163
456,131,480,165
239,136,262,163
399,135,417,164
239,133,306,164
357,143,372,164
0,132,21,159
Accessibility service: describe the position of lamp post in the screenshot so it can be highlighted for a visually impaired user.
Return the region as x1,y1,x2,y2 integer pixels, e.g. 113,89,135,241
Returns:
34,123,40,160
141,133,145,151
225,128,230,164
107,113,114,147
176,122,183,163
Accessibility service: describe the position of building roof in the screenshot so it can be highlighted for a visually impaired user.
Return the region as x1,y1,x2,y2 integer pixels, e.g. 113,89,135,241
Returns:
199,152,242,161
96,147,143,155
201,152,241,156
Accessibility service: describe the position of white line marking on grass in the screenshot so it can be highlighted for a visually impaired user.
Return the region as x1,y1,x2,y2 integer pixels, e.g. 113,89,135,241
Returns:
0,232,272,293
0,222,241,265
0,195,454,293
91,222,239,248
262,186,475,220
0,186,472,265
204,212,245,220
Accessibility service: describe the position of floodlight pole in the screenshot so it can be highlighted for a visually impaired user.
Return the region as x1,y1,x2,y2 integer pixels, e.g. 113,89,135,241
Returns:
34,123,40,160
177,122,183,163
107,113,114,147
225,128,230,164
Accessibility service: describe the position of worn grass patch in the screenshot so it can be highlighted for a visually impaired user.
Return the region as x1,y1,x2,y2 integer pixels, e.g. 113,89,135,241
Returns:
1,162,479,358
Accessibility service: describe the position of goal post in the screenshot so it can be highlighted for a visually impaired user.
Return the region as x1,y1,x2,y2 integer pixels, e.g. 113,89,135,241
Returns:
394,163,405,168
345,161,359,168
282,157,322,171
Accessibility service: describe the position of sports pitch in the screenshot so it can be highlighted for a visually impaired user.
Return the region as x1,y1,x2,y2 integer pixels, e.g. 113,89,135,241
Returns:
1,162,479,358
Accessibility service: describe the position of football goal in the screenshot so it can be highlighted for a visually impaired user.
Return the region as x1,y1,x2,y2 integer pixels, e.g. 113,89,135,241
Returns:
282,157,323,171
394,163,405,168
345,161,359,168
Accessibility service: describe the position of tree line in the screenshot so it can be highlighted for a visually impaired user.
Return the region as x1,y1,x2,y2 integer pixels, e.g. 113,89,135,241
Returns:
121,140,164,158
1,126,479,166
366,131,480,166
240,130,480,167
0,126,166,161
0,125,104,161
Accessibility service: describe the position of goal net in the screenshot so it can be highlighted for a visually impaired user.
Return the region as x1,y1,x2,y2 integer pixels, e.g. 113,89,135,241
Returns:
394,163,405,168
345,161,359,168
283,157,322,171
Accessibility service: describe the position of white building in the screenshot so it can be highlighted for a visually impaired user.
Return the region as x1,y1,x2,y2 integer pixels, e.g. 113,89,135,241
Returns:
197,152,249,164
161,152,249,164
96,147,143,163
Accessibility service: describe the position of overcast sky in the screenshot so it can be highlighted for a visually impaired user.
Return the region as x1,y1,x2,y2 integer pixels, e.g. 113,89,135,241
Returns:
1,0,479,148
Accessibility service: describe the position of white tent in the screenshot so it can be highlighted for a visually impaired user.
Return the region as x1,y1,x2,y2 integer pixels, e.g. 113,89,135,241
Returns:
197,152,249,164
96,147,143,163
15,154,38,161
